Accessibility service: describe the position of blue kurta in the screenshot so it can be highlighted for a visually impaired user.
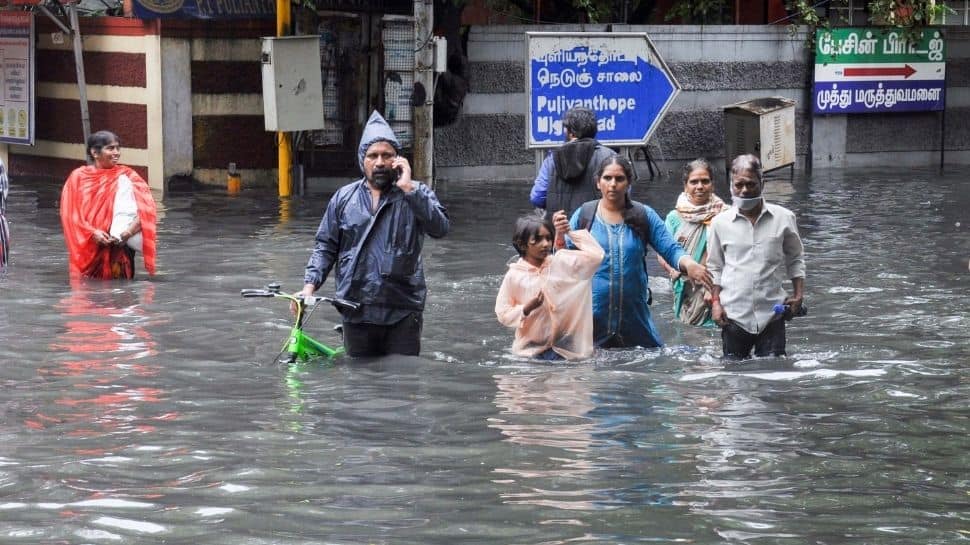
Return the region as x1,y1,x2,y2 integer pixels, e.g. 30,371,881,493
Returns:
570,203,686,348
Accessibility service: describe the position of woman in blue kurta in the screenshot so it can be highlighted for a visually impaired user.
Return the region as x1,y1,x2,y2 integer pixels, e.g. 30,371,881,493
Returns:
568,156,712,348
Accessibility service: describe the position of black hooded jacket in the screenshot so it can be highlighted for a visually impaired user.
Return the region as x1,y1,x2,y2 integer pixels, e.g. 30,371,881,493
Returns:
545,138,615,218
303,111,450,324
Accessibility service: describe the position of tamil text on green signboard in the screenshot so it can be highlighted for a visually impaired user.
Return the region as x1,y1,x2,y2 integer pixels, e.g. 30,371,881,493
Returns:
814,28,945,114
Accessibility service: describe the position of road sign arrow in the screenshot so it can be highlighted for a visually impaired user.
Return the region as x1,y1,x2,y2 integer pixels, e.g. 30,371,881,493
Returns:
629,55,677,140
844,64,917,79
527,32,680,147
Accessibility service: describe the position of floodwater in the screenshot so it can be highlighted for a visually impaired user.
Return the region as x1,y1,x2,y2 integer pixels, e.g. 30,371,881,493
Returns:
0,167,967,544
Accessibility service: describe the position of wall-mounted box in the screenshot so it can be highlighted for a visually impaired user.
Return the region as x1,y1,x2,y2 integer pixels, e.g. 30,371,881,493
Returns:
261,36,325,132
723,97,796,174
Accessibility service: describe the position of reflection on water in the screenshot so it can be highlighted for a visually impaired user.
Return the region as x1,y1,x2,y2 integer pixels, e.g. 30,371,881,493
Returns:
490,369,603,511
31,281,168,449
0,169,967,544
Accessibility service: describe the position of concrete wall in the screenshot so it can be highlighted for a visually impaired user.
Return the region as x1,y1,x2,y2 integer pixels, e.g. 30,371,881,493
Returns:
167,21,277,188
160,37,193,180
13,18,276,195
14,18,162,189
436,24,970,181
832,27,970,168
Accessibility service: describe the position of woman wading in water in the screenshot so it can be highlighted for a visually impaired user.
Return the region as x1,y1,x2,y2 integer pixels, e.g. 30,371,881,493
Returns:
60,130,158,279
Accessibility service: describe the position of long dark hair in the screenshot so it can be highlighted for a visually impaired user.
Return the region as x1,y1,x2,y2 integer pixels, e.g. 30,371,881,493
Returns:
511,213,554,257
87,130,120,165
595,155,650,245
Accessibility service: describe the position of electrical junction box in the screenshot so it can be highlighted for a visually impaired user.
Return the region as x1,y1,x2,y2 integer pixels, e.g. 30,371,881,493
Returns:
723,97,796,174
261,36,325,132
433,36,447,73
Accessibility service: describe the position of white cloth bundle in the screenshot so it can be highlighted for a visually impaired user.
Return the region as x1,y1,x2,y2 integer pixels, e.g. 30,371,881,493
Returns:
109,173,143,252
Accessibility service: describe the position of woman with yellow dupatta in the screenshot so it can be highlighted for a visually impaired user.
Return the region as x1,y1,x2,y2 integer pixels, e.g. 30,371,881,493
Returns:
60,130,157,279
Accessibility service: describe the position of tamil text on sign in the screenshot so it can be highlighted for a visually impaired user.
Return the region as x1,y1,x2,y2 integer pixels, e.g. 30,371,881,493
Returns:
527,32,680,148
814,28,945,114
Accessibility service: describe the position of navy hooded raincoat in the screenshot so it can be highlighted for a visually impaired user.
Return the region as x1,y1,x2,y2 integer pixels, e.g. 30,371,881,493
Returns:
303,111,450,324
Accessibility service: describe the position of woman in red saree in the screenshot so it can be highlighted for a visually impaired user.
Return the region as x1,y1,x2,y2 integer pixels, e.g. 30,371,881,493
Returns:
60,130,157,279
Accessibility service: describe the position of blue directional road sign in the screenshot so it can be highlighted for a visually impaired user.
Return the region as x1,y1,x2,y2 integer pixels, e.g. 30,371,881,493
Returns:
527,32,680,148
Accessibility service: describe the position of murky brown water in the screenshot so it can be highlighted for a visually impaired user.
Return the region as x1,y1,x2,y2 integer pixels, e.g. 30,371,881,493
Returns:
0,167,967,544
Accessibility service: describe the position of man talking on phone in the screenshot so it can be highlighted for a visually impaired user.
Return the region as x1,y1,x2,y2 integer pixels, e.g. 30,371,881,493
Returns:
299,110,450,357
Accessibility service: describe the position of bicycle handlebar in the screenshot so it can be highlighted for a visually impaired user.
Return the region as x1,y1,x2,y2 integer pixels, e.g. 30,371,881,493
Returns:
240,286,360,311
240,288,276,297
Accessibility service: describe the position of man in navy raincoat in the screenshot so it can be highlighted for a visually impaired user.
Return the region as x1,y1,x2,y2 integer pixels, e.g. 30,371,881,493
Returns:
300,111,450,357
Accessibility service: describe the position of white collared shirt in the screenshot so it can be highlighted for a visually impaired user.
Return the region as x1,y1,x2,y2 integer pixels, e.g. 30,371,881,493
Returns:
707,202,806,334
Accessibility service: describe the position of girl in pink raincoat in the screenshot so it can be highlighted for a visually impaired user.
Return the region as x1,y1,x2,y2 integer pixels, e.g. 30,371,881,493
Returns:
495,211,604,360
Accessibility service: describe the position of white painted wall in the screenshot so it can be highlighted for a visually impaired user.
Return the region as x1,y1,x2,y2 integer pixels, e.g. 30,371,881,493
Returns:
161,38,194,181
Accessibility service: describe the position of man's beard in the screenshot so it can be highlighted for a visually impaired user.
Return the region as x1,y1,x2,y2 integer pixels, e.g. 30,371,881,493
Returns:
371,169,396,191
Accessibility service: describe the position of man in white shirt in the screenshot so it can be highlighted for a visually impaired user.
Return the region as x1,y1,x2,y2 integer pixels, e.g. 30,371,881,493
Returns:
707,154,805,359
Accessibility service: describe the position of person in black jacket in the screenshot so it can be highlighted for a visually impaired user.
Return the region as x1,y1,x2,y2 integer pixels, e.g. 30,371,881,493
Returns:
299,111,450,357
529,107,616,219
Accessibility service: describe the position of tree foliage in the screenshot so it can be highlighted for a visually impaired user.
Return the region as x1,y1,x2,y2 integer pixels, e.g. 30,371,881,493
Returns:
665,0,730,23
785,0,953,45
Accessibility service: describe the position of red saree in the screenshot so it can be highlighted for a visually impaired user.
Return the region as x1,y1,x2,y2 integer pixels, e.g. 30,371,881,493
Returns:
60,165,157,279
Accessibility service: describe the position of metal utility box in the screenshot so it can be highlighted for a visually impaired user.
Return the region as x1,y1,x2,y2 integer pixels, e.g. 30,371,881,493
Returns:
261,36,325,132
723,97,796,174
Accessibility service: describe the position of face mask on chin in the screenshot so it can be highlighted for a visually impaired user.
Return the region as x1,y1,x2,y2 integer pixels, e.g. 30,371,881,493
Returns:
732,195,763,211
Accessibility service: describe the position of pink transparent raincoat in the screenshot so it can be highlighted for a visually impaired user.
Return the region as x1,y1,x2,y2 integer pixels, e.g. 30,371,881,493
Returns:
495,229,605,360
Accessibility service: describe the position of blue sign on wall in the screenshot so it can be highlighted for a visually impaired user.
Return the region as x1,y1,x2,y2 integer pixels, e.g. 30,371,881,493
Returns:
527,33,680,148
132,0,274,19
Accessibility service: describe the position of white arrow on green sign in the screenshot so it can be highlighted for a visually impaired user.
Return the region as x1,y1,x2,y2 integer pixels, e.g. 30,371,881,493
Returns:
813,28,945,114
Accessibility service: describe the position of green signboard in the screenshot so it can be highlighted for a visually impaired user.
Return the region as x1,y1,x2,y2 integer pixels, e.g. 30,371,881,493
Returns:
814,28,945,114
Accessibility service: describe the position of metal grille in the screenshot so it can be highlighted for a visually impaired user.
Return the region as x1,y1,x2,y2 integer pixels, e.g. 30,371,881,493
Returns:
943,0,970,24
382,16,414,148
310,16,364,149
314,25,344,147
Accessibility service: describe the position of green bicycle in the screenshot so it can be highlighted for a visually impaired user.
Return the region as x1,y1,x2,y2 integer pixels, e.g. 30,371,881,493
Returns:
241,283,359,363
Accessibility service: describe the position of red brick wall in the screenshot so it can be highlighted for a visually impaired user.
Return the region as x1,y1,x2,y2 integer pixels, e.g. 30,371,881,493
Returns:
193,116,276,169
12,17,155,180
183,20,277,172
35,99,148,149
38,50,147,87
15,16,278,184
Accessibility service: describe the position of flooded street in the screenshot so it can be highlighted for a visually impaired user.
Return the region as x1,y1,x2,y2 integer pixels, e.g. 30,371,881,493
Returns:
0,167,967,544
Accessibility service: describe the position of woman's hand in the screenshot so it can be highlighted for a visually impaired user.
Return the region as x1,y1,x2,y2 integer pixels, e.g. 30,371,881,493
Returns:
552,210,569,249
523,291,544,317
111,219,142,246
682,259,713,292
711,300,728,326
552,210,569,235
657,255,680,280
92,230,115,246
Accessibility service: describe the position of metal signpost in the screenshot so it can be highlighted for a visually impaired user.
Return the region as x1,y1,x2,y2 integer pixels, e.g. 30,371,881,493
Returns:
526,32,680,149
813,27,946,114
0,12,35,146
